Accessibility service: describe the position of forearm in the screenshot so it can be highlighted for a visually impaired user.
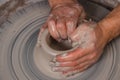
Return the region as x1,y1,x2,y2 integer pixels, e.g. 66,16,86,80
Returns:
48,0,78,8
99,5,120,43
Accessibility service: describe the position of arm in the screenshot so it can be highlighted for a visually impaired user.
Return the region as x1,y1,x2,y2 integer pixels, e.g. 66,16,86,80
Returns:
99,5,120,43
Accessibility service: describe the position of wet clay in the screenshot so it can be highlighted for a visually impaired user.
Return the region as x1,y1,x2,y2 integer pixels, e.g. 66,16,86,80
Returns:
33,29,83,79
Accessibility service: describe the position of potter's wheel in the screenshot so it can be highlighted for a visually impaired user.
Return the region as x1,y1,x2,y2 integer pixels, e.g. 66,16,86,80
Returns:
0,0,120,80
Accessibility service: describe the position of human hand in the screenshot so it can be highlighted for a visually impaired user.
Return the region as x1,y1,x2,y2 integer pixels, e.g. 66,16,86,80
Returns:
50,21,108,77
38,3,86,43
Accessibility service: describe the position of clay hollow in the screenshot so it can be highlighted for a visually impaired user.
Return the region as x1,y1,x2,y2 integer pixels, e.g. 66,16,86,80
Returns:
46,34,73,51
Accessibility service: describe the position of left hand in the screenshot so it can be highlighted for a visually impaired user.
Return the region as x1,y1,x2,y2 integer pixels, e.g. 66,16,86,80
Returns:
50,21,108,76
37,3,86,42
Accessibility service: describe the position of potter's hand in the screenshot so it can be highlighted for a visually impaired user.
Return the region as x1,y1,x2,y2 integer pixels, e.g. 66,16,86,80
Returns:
38,3,86,42
50,21,108,76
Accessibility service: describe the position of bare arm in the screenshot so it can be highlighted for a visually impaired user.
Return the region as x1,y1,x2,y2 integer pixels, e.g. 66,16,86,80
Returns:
99,5,120,43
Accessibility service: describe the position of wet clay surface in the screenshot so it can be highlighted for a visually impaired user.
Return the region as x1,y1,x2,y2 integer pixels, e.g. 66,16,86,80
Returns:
33,46,85,79
33,46,64,79
33,29,84,79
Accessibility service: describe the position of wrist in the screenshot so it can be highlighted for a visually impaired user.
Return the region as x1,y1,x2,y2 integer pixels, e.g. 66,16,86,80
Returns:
98,19,112,44
92,23,108,49
48,0,78,8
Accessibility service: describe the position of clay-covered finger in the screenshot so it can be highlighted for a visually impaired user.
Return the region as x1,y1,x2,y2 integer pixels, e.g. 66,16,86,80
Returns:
70,22,95,42
66,18,77,36
51,66,71,72
55,47,93,62
63,64,90,77
51,60,90,72
56,19,67,39
69,24,86,42
54,52,96,67
62,61,92,76
48,19,60,40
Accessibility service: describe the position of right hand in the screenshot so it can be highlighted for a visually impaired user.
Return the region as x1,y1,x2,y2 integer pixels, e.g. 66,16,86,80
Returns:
38,3,86,42
50,21,108,76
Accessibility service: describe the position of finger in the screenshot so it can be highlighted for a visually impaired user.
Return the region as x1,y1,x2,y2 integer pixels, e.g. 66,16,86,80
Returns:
51,61,89,72
56,18,67,39
48,18,60,41
63,64,90,77
54,52,96,67
62,60,94,76
66,18,77,37
56,47,93,62
69,23,88,42
51,66,71,72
